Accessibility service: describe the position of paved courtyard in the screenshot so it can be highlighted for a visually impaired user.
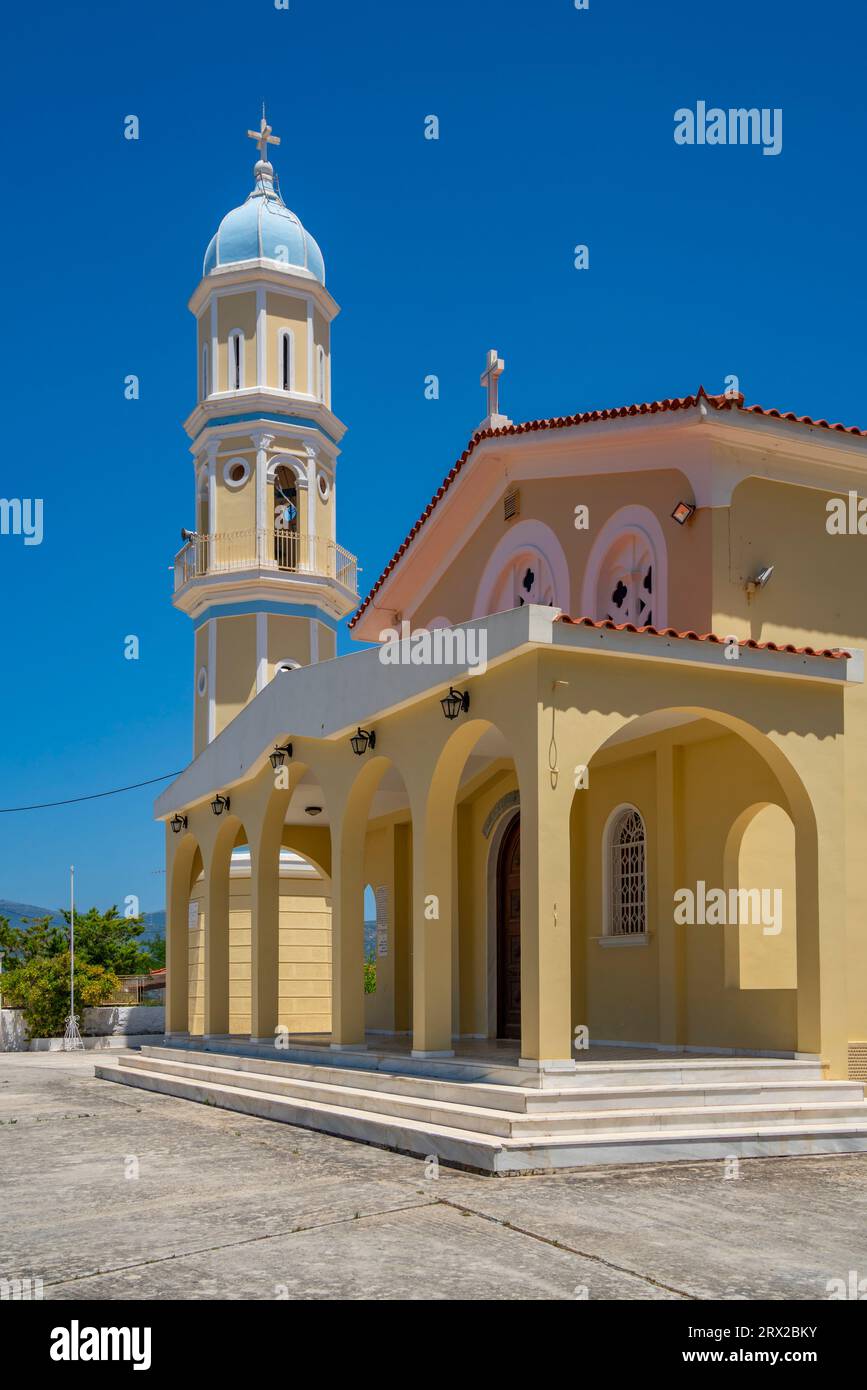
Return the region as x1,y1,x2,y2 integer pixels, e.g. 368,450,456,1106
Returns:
2,1051,867,1301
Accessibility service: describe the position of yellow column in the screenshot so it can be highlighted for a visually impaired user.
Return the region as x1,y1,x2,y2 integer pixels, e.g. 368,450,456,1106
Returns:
203,837,231,1037
329,812,368,1049
249,826,280,1042
410,789,455,1056
518,746,574,1066
165,825,192,1037
794,767,848,1077
656,743,686,1046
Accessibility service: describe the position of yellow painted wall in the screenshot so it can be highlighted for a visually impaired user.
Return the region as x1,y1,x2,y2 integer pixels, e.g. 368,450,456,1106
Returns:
193,624,209,756
266,614,311,674
725,803,797,991
217,292,257,391
187,872,332,1035
572,728,798,1052
713,472,867,1041
215,616,257,734
411,469,711,634
266,292,309,393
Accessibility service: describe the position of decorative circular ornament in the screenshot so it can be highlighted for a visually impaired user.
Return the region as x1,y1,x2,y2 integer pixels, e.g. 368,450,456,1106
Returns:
317,472,331,502
223,457,251,489
196,666,208,697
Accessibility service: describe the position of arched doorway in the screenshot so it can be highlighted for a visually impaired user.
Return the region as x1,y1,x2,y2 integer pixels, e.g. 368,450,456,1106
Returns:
496,814,521,1040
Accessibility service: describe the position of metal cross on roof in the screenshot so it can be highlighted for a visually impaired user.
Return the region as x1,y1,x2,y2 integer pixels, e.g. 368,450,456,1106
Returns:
247,108,281,162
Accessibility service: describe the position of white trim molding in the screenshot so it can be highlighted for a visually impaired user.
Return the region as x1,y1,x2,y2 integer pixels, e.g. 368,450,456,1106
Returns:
278,328,296,392
227,328,245,391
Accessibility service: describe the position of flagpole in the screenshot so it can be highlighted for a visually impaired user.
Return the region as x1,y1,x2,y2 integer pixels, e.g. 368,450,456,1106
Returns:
70,864,74,1018
63,864,83,1051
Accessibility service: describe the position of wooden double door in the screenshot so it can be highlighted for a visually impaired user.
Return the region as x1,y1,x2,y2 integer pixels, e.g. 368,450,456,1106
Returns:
496,815,521,1040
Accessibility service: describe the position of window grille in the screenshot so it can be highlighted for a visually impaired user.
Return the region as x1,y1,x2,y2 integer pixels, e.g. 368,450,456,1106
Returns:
609,807,646,935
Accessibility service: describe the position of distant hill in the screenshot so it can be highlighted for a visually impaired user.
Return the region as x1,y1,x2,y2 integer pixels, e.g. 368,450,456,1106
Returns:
0,900,64,930
0,900,165,939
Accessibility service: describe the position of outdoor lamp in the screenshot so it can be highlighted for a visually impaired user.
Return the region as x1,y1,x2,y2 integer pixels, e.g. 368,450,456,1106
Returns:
269,743,293,769
745,565,774,596
441,687,470,720
170,813,188,834
211,793,230,816
671,500,696,526
350,727,376,755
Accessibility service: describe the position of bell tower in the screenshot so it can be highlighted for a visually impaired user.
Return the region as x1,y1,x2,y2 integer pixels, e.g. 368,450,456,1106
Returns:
173,114,358,755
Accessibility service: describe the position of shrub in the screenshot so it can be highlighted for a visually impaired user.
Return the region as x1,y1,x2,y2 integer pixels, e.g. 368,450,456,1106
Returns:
0,953,120,1039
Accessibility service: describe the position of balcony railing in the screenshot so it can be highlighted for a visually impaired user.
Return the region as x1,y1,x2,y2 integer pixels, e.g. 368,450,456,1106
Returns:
174,528,358,595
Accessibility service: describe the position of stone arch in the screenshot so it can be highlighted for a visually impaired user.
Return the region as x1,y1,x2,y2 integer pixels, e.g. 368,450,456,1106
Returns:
484,795,520,1038
246,759,333,1040
326,751,413,1048
414,716,522,1051
576,705,818,1055
166,831,202,1035
199,810,249,1036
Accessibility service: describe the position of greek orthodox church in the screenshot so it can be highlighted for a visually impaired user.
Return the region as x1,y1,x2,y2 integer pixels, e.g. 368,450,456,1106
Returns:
97,118,867,1170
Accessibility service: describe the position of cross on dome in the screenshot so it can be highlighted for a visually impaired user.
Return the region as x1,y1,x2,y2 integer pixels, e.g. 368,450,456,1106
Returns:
247,107,281,164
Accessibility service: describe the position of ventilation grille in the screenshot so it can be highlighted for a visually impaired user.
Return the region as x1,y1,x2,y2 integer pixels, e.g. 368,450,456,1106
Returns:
849,1043,867,1081
503,487,520,522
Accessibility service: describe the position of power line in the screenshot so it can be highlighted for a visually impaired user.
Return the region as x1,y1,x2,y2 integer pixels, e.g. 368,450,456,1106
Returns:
0,772,183,814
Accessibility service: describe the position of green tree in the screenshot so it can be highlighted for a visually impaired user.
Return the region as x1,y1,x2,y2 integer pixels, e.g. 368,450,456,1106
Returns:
0,952,120,1039
0,913,66,965
58,906,159,975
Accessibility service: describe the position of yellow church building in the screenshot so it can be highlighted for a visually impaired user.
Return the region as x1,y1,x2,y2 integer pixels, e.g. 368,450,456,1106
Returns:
98,118,867,1171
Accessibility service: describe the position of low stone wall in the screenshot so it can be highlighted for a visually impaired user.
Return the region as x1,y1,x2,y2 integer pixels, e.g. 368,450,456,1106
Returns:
0,1006,165,1051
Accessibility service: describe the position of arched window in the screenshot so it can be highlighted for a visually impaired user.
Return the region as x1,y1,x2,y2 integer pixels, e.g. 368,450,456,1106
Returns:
201,343,209,401
597,529,655,626
487,550,556,614
279,330,294,391
228,330,244,391
605,806,647,937
472,520,570,620
317,345,327,403
273,463,299,568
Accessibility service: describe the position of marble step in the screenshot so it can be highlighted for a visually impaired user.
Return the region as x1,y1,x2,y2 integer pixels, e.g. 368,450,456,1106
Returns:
136,1045,843,1115
166,1038,828,1091
120,1052,867,1138
95,1059,867,1174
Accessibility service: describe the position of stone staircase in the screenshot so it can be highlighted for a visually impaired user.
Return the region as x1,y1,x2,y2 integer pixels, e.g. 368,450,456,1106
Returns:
94,1044,867,1173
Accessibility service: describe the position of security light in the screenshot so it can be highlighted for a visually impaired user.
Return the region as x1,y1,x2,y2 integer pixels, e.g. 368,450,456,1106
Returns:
350,727,376,755
441,687,470,720
746,565,774,596
170,813,188,834
269,743,293,769
211,793,230,816
671,501,696,526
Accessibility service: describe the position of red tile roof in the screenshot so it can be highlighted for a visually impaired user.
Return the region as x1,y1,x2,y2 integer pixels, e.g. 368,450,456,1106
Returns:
350,386,866,629
557,614,851,661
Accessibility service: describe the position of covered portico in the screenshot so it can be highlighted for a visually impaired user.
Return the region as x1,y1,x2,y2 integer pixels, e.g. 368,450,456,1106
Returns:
158,605,860,1080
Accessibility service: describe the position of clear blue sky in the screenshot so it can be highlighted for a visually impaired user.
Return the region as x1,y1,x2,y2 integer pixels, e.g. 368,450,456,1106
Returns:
0,0,864,913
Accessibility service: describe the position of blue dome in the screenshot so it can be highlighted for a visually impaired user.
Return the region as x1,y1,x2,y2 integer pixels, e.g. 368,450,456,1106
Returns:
204,161,325,284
